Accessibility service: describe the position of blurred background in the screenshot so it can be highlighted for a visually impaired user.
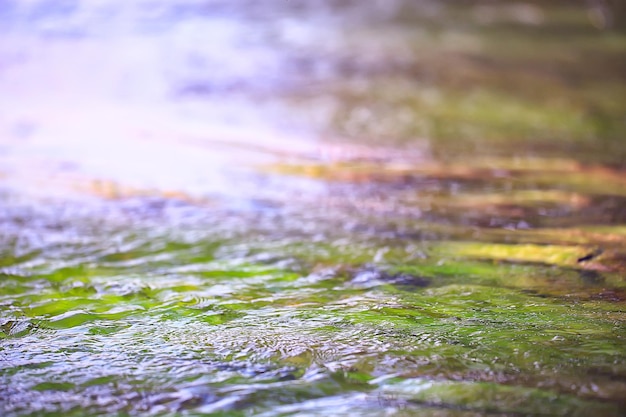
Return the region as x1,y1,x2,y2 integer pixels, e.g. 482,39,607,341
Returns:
0,0,625,201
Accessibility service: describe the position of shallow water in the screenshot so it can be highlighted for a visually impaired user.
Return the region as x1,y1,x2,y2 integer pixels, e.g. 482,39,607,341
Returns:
1,1,626,416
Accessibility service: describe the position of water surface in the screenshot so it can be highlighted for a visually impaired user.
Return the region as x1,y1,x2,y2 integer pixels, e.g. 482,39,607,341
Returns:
1,1,626,416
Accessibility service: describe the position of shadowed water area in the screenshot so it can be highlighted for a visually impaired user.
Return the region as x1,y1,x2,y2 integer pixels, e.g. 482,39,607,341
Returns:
1,1,626,416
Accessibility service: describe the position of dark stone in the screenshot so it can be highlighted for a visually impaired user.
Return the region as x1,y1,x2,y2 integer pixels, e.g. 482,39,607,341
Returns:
351,266,431,290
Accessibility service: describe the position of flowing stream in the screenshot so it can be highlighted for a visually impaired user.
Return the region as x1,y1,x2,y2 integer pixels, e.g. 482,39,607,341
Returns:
1,1,626,416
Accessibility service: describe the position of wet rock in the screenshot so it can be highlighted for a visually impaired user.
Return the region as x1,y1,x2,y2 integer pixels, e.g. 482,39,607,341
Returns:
351,266,430,290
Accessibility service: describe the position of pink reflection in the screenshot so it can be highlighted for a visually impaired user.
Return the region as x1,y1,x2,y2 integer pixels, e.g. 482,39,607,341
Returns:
0,1,322,203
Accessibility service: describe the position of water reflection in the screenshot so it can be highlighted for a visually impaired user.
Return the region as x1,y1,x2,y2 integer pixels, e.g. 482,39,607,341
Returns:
0,0,333,203
2,0,625,198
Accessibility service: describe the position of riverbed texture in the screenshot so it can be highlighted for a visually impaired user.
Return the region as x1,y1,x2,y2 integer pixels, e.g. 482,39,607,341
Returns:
1,1,625,416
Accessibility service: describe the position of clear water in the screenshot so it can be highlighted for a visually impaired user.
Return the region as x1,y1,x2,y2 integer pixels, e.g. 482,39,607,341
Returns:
1,1,625,416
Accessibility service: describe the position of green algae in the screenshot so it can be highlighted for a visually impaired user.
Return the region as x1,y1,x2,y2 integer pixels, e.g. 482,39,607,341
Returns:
2,219,626,415
434,242,587,267
379,379,621,417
